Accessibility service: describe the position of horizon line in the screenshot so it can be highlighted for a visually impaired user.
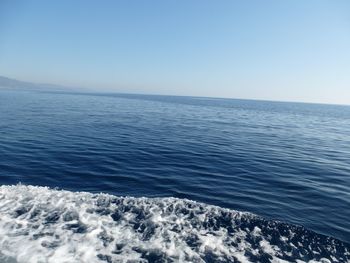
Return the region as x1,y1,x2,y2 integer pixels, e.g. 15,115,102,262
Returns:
1,74,349,107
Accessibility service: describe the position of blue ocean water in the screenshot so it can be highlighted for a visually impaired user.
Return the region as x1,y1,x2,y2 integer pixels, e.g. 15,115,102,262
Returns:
0,89,350,262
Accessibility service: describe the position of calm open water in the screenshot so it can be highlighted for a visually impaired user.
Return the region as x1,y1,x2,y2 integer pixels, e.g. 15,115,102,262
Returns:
0,89,349,262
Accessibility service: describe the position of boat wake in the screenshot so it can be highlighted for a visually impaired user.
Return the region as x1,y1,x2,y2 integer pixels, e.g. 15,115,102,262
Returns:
0,185,349,263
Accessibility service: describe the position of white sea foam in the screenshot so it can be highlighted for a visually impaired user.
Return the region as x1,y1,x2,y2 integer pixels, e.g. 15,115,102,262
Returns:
0,185,349,263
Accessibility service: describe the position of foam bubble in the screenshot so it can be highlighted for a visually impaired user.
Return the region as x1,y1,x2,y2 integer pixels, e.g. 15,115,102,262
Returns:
0,185,349,263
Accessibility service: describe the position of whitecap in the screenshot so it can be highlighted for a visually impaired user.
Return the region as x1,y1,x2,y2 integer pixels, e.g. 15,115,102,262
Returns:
0,185,349,263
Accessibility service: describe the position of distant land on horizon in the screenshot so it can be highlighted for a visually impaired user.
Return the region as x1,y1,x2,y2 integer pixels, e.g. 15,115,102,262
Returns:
0,75,348,107
0,75,83,93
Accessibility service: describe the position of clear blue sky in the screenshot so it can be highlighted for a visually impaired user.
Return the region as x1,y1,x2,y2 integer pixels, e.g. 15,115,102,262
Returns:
1,0,349,104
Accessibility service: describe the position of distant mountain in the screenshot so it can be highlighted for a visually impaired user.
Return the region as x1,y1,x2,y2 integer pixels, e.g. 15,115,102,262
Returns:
0,75,82,92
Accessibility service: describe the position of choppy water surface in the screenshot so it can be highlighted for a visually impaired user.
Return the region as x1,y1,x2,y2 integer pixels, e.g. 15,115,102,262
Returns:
0,90,350,262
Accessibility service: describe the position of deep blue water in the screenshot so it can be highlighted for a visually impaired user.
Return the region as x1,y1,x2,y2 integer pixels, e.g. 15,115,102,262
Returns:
1,89,350,247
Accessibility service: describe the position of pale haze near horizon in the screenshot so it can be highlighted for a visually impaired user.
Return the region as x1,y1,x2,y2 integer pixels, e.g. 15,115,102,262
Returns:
0,0,350,105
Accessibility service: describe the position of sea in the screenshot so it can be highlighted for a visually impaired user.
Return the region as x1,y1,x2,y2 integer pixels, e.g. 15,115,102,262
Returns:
0,89,349,262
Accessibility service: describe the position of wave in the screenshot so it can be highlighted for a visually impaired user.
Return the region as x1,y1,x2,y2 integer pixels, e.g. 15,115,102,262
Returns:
0,185,349,263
